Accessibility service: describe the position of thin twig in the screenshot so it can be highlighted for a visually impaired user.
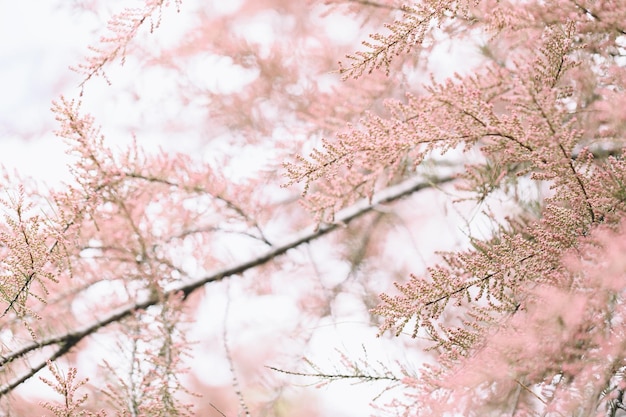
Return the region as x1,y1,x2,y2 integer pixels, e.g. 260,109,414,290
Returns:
223,282,251,417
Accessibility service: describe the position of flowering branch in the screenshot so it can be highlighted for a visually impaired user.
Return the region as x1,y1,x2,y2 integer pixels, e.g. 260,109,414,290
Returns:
0,174,455,396
75,0,182,87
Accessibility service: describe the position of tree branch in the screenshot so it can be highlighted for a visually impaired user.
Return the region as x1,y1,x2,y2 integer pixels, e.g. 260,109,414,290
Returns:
265,365,400,383
0,174,456,396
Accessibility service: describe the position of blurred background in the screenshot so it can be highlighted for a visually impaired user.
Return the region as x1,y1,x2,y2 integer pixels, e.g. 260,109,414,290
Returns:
0,1,488,415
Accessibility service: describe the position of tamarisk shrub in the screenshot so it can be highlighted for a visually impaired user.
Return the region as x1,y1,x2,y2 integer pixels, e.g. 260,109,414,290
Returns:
1,0,626,416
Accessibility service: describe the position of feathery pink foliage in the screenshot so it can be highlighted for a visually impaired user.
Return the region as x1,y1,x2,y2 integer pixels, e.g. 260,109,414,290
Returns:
2,0,626,416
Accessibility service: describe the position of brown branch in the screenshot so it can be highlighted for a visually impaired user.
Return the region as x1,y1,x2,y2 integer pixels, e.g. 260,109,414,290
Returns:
223,283,250,417
424,254,535,308
266,365,400,383
572,1,626,36
0,174,456,396
346,0,401,10
559,143,595,222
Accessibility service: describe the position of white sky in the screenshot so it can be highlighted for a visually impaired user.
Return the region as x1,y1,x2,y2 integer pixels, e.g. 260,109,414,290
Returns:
0,2,98,184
